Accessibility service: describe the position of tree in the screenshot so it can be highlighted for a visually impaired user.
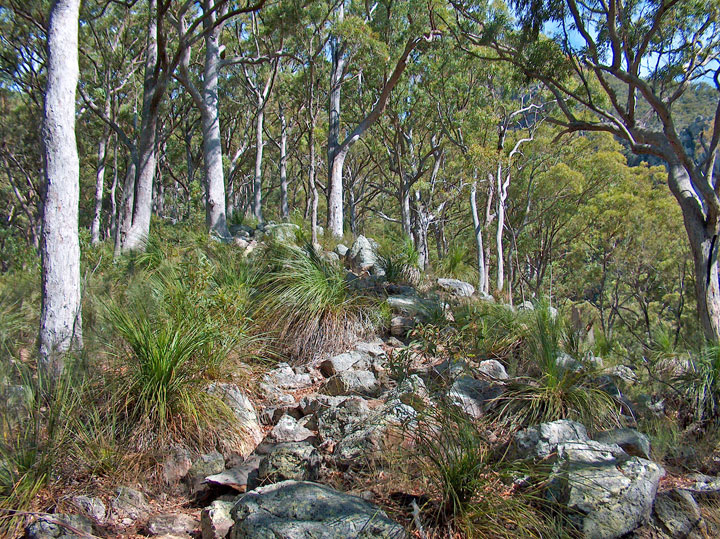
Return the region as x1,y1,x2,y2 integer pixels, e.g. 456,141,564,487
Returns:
454,0,720,341
39,0,82,374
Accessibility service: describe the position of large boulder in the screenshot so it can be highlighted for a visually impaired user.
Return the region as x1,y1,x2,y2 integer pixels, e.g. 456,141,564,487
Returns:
651,488,706,538
437,278,475,297
345,236,379,274
595,428,651,460
229,481,406,538
548,442,664,538
206,383,264,453
515,420,590,459
321,369,380,397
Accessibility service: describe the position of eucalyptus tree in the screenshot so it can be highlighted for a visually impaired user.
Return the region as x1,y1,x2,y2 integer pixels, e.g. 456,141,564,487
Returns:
39,0,82,374
454,0,720,340
325,0,441,237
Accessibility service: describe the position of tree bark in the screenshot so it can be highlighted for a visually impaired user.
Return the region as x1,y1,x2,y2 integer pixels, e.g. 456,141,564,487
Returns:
39,0,82,374
253,105,264,222
279,105,289,219
470,180,486,293
91,124,110,245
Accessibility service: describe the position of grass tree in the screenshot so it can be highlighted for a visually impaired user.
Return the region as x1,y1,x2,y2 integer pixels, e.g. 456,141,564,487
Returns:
39,0,83,374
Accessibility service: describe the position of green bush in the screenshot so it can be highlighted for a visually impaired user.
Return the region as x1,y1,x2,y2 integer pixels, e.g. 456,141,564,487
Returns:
376,236,420,284
677,344,720,424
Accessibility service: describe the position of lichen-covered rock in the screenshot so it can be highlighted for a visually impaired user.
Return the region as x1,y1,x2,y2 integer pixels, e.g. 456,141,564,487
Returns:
447,376,503,420
25,514,95,539
321,369,380,397
267,414,315,444
206,383,264,453
229,481,406,538
257,442,320,483
319,351,370,377
651,489,706,538
595,428,652,460
547,441,664,538
262,363,313,391
111,486,149,520
316,396,371,444
514,420,589,459
437,278,475,297
71,495,106,523
263,223,300,243
390,316,415,338
477,359,509,380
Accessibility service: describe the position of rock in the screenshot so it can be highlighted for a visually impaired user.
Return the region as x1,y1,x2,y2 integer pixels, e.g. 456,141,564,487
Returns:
477,359,509,380
549,443,664,538
229,481,406,538
299,395,349,416
345,235,378,273
324,251,340,262
321,369,380,397
317,397,371,444
262,363,313,391
25,514,94,539
437,278,475,297
147,513,198,536
162,446,193,485
514,420,589,459
430,359,469,382
205,454,263,493
206,383,263,451
335,244,349,257
71,495,105,523
267,414,314,443
605,365,638,385
111,486,149,520
477,292,495,303
447,376,503,420
390,316,415,337
186,452,225,494
257,442,321,483
396,374,429,410
354,341,386,358
688,473,720,496
386,295,426,316
319,351,370,377
555,352,583,373
263,223,300,243
596,428,652,460
202,500,235,539
652,489,706,538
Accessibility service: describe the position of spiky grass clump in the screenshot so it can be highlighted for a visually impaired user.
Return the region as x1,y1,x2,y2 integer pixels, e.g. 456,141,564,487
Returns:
492,302,623,431
108,306,238,451
376,236,421,285
256,241,380,361
410,402,568,537
677,344,720,424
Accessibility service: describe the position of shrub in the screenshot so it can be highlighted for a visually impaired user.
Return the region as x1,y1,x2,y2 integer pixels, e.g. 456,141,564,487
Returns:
677,344,720,424
376,236,420,284
255,241,380,360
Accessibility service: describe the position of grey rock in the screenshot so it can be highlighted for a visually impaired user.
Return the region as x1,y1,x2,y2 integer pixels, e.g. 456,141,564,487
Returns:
437,278,475,297
354,341,386,358
605,365,638,385
653,489,705,538
299,395,349,416
111,486,149,520
206,383,263,450
345,235,378,273
477,359,509,380
386,295,426,316
447,376,503,420
595,428,652,460
71,495,106,523
549,446,664,539
147,513,198,536
477,292,495,303
229,481,406,538
396,374,429,410
262,363,313,391
162,446,193,485
321,369,380,397
187,452,225,494
319,351,370,377
515,420,589,459
257,442,320,483
390,316,415,338
267,414,314,443
689,473,720,495
25,514,94,539
334,244,349,257
430,359,469,382
317,397,372,444
205,454,263,493
202,500,235,539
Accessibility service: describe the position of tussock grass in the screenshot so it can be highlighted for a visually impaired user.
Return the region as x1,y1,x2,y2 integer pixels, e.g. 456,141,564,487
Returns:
255,241,381,361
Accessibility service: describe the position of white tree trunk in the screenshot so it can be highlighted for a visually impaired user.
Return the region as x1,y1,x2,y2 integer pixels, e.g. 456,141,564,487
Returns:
279,106,289,219
39,0,82,374
470,180,486,293
253,106,264,222
90,129,108,245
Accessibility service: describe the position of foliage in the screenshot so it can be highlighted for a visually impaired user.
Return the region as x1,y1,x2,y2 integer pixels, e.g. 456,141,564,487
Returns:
676,345,720,425
255,241,381,360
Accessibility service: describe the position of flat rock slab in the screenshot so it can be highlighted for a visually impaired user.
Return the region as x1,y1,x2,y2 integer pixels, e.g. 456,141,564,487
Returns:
204,454,264,493
229,480,406,538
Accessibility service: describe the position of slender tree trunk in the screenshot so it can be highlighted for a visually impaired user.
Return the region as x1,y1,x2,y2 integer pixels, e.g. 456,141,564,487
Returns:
327,6,346,237
279,105,289,219
470,180,486,293
348,188,357,235
39,0,82,374
200,0,230,237
122,0,161,251
109,137,119,239
115,159,136,257
91,125,109,245
327,148,347,236
401,177,412,237
496,160,510,293
253,106,264,222
309,120,319,245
